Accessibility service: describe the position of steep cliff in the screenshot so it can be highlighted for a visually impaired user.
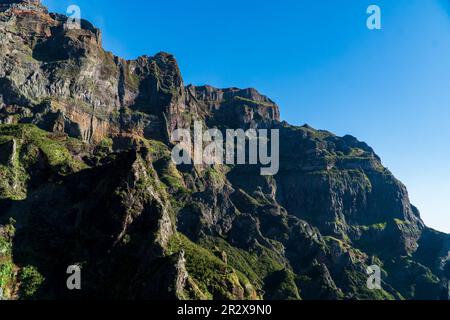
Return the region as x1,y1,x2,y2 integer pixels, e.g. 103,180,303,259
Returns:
0,0,449,300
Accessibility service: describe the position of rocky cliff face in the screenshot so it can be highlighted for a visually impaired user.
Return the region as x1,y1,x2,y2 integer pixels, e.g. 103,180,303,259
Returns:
0,0,280,146
0,1,449,300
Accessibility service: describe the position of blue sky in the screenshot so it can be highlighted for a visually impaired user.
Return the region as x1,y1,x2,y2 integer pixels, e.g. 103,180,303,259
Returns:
42,0,450,233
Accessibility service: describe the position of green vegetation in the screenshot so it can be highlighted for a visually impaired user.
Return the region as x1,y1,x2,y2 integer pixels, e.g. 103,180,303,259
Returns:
158,158,188,195
385,258,440,299
264,269,301,300
359,222,388,232
0,261,14,293
0,124,85,170
198,236,293,300
297,125,334,141
168,233,259,300
0,221,17,299
0,124,87,200
141,137,171,160
204,166,227,189
1,3,448,302
124,64,141,91
343,268,396,300
200,237,284,288
394,218,410,226
323,236,351,250
233,96,274,108
99,137,113,149
18,266,44,299
99,50,118,80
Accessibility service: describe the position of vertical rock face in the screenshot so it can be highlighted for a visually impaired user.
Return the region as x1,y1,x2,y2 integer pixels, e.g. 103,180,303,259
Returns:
0,5,280,144
174,250,189,298
186,85,280,129
0,1,448,301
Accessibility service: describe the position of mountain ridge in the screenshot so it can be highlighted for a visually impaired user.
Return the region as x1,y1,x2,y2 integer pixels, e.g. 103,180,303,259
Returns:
0,0,449,300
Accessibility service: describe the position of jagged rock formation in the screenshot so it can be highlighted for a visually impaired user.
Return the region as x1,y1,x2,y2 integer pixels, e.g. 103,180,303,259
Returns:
0,0,46,13
0,1,449,300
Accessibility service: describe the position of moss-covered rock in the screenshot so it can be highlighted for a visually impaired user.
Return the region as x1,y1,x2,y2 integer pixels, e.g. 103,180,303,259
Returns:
168,233,260,300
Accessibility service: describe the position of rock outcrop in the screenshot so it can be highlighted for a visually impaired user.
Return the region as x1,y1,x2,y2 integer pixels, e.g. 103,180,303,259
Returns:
0,3,280,145
0,0,47,13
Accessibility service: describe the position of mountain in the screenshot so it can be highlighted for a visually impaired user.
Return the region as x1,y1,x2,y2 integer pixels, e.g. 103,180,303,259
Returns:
0,0,449,300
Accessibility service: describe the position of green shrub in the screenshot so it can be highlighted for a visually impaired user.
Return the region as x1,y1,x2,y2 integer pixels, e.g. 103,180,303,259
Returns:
18,266,44,299
0,261,14,289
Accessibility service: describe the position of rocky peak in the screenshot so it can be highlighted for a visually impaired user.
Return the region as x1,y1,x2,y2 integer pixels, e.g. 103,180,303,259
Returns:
187,85,276,106
186,85,281,129
0,0,280,142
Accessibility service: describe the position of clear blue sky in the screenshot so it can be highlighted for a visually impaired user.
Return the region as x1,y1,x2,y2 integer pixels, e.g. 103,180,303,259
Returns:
42,0,450,233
